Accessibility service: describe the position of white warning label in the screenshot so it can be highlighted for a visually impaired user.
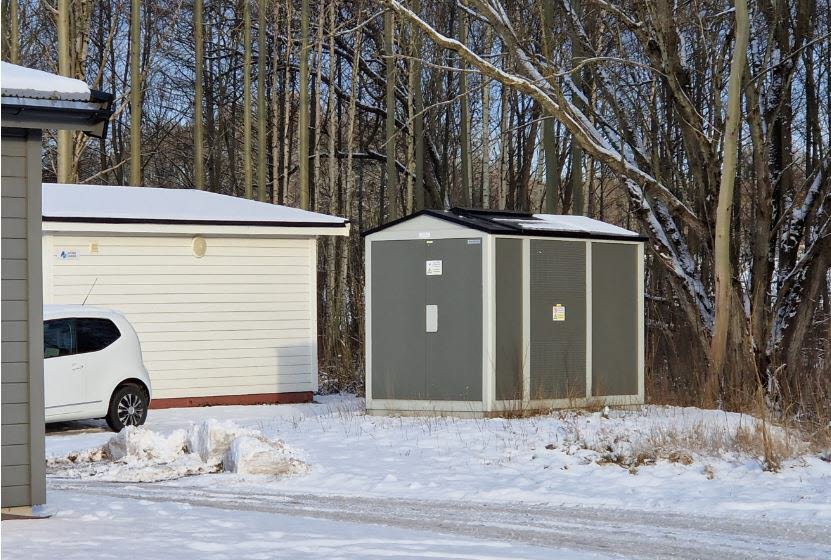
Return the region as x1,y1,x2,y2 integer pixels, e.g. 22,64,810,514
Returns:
552,304,566,321
426,260,443,276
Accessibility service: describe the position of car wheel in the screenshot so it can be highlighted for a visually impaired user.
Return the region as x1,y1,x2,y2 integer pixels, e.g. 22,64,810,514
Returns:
106,384,148,432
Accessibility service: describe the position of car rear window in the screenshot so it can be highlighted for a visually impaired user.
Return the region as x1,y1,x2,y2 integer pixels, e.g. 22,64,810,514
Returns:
75,318,122,354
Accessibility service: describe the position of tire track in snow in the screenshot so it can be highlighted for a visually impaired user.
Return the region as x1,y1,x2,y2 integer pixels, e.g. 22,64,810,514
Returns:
49,479,830,560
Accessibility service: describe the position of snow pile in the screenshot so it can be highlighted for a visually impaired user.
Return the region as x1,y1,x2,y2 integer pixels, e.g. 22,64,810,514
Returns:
47,421,307,482
225,436,309,475
185,419,255,465
106,425,188,463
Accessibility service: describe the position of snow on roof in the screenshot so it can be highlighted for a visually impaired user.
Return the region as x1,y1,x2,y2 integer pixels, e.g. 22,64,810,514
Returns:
495,214,641,237
1,62,91,102
43,183,347,226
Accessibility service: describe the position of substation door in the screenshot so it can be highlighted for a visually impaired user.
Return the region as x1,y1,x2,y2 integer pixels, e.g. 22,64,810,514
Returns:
371,238,482,401
529,239,587,399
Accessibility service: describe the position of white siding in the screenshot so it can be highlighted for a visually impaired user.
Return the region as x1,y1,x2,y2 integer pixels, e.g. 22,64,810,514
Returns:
2,129,45,509
43,234,317,399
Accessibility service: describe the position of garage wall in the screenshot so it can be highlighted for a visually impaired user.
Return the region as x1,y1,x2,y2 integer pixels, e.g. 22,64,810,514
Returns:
42,234,316,399
1,129,46,509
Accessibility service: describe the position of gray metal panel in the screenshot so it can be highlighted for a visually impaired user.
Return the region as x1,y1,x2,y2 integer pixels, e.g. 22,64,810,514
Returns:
425,238,482,400
495,238,523,400
592,242,639,396
530,240,586,399
370,240,427,399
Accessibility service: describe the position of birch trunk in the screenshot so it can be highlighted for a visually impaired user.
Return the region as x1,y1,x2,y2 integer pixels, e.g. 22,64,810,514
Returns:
412,0,425,211
384,9,398,220
298,0,310,209
280,1,293,205
130,0,141,185
342,25,363,320
194,0,205,190
710,0,749,383
257,0,268,201
57,0,72,183
243,0,253,198
271,1,281,202
459,10,472,207
312,0,325,211
3,0,19,63
481,27,491,209
326,0,337,215
569,0,584,215
498,80,509,209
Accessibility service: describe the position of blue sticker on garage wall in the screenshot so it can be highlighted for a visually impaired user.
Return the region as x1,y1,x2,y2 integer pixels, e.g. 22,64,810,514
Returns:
57,249,78,260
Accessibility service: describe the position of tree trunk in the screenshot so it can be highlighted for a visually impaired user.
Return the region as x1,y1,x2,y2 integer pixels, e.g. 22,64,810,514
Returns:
194,0,205,190
257,0,268,201
459,10,472,207
243,0,253,198
280,1,294,205
271,1,281,202
540,0,559,214
481,27,491,209
311,0,325,210
129,0,142,186
384,9,398,220
413,0,425,211
3,0,19,64
569,3,585,215
710,0,749,386
57,0,72,183
298,0,311,209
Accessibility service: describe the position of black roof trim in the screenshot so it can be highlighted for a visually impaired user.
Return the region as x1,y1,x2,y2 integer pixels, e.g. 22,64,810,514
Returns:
362,208,648,242
89,89,115,103
43,215,349,228
448,207,533,218
1,94,114,139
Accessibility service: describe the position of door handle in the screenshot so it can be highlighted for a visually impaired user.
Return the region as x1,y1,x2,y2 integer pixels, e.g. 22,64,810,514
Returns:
71,364,84,371
426,305,438,332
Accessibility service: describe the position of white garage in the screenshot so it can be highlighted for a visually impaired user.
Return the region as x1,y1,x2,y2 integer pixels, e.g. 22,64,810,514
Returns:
41,183,349,408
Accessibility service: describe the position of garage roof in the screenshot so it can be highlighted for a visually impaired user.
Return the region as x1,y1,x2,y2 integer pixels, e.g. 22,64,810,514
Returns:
364,208,646,241
43,183,348,228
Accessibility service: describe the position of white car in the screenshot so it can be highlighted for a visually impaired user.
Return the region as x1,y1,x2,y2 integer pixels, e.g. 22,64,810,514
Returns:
43,305,152,431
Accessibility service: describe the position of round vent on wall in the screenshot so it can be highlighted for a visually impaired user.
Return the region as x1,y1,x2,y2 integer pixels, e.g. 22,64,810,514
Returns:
192,236,207,258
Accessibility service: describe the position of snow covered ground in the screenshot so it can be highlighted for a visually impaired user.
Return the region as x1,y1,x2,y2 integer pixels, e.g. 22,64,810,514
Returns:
4,395,830,559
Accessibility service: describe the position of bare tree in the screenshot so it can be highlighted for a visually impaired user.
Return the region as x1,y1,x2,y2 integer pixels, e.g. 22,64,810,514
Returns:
130,0,141,186
298,0,310,209
194,0,204,190
243,0,253,199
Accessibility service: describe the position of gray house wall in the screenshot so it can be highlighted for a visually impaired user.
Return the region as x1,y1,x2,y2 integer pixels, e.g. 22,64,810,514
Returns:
1,128,46,509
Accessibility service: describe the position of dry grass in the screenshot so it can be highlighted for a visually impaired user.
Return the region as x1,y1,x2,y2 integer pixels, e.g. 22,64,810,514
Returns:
557,403,810,472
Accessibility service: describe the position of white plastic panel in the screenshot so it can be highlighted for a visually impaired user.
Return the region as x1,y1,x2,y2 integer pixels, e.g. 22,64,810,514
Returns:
426,305,438,333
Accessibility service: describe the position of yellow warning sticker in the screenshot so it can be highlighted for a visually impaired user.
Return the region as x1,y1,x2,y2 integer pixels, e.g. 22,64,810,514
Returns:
552,304,566,321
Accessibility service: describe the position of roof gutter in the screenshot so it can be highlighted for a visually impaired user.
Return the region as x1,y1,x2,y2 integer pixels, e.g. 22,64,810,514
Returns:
1,89,114,138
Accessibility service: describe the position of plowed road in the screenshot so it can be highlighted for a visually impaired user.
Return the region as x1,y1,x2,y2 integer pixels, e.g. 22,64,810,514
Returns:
49,479,831,559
